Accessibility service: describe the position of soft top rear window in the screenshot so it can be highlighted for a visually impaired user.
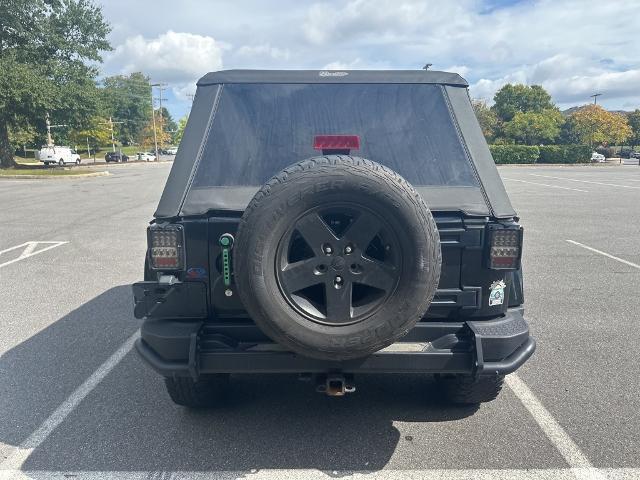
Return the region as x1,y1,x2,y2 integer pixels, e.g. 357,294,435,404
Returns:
190,83,479,188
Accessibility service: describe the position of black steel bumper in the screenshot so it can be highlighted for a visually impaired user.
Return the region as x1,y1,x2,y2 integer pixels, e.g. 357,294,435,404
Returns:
134,278,535,379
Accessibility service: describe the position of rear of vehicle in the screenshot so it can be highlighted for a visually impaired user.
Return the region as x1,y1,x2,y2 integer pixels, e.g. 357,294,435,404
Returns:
137,152,155,162
133,70,534,407
105,152,128,162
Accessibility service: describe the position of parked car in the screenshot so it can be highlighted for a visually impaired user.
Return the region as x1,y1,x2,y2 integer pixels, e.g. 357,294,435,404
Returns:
630,151,640,160
37,146,81,166
166,147,178,155
133,69,534,408
105,151,129,163
137,152,156,162
591,152,606,163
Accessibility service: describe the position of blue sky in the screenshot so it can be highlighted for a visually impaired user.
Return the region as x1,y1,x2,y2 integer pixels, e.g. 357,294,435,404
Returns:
97,0,640,120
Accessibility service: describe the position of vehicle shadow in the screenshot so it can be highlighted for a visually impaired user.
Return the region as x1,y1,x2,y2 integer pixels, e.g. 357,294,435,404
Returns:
1,285,479,474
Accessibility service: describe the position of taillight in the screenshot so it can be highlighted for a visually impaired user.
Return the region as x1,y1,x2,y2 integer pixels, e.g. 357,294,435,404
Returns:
488,227,522,270
148,225,184,270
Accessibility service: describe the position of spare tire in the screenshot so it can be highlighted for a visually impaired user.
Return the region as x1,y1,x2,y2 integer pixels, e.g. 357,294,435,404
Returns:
234,156,441,360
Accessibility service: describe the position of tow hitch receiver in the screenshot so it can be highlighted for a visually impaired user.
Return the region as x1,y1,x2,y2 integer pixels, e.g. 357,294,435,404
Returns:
315,374,356,396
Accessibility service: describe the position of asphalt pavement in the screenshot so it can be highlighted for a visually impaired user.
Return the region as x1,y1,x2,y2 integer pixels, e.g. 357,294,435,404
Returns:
0,163,639,479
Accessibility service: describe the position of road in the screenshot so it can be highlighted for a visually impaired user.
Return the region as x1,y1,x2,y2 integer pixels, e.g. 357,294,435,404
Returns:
0,163,639,479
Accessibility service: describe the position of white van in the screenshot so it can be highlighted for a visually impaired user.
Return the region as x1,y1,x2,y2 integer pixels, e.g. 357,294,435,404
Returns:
37,146,81,166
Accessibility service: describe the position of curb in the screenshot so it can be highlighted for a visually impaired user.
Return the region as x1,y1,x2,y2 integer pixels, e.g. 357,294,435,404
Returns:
0,171,111,179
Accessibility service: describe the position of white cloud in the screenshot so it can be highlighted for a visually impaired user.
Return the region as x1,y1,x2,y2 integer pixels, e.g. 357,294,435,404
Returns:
469,54,640,107
97,0,640,114
236,44,290,61
105,30,224,84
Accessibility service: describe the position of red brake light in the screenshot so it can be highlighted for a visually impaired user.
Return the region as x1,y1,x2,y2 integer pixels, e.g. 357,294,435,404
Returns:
313,135,360,152
148,225,185,270
488,228,522,270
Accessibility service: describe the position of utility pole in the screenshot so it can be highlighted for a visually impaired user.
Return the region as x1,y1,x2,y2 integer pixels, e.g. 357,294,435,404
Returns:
99,117,124,153
45,112,67,147
157,83,166,153
150,82,166,161
187,93,195,103
46,113,53,146
591,93,602,105
422,63,433,70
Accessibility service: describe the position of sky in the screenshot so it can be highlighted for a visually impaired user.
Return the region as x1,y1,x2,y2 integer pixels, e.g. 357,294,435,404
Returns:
96,0,640,120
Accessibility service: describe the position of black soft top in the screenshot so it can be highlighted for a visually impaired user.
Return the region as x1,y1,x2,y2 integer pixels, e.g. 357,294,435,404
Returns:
197,69,468,86
155,70,515,220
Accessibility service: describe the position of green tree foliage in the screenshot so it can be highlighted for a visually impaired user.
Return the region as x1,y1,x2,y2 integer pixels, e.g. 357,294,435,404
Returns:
100,72,152,146
472,100,498,141
155,107,177,144
491,84,555,122
568,105,632,146
69,117,111,151
0,0,111,167
627,110,640,147
174,115,188,146
502,109,564,145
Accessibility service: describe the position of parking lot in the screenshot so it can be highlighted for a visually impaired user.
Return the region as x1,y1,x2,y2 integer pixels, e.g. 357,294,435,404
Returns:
0,163,639,480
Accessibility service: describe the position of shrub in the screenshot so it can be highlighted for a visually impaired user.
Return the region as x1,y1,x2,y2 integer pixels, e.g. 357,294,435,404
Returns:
595,146,614,158
489,145,539,164
538,145,591,164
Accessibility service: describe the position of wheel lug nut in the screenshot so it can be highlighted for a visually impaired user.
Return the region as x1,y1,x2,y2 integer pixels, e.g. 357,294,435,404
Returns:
335,276,343,283
344,245,353,254
323,244,333,254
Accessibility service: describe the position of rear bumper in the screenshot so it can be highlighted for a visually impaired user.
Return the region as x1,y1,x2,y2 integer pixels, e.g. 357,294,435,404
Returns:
135,306,535,379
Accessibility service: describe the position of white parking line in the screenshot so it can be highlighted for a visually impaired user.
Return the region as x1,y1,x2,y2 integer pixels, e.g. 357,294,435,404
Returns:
4,468,639,479
0,242,68,269
505,375,602,480
0,331,139,472
502,177,588,192
566,240,640,270
528,174,640,189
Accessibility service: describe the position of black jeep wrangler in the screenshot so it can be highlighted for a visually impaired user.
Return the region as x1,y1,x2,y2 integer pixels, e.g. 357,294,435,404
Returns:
133,70,535,407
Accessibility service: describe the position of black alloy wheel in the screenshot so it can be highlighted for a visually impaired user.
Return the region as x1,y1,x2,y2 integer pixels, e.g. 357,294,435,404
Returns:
275,204,402,326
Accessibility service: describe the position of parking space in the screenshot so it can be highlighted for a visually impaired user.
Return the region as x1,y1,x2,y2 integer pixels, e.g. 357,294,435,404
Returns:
1,164,639,479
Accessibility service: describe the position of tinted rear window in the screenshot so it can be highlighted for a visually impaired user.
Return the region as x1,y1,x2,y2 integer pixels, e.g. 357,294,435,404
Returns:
191,83,479,188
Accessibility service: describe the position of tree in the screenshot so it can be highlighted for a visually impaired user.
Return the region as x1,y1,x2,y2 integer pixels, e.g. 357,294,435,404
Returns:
568,105,632,146
155,107,177,144
472,100,498,141
0,0,111,167
492,84,555,123
627,110,640,148
100,72,152,145
174,115,188,146
502,109,564,145
69,117,111,152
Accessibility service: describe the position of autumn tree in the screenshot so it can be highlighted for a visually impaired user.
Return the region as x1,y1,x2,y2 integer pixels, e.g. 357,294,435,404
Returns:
568,105,632,146
69,117,112,152
0,0,111,168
